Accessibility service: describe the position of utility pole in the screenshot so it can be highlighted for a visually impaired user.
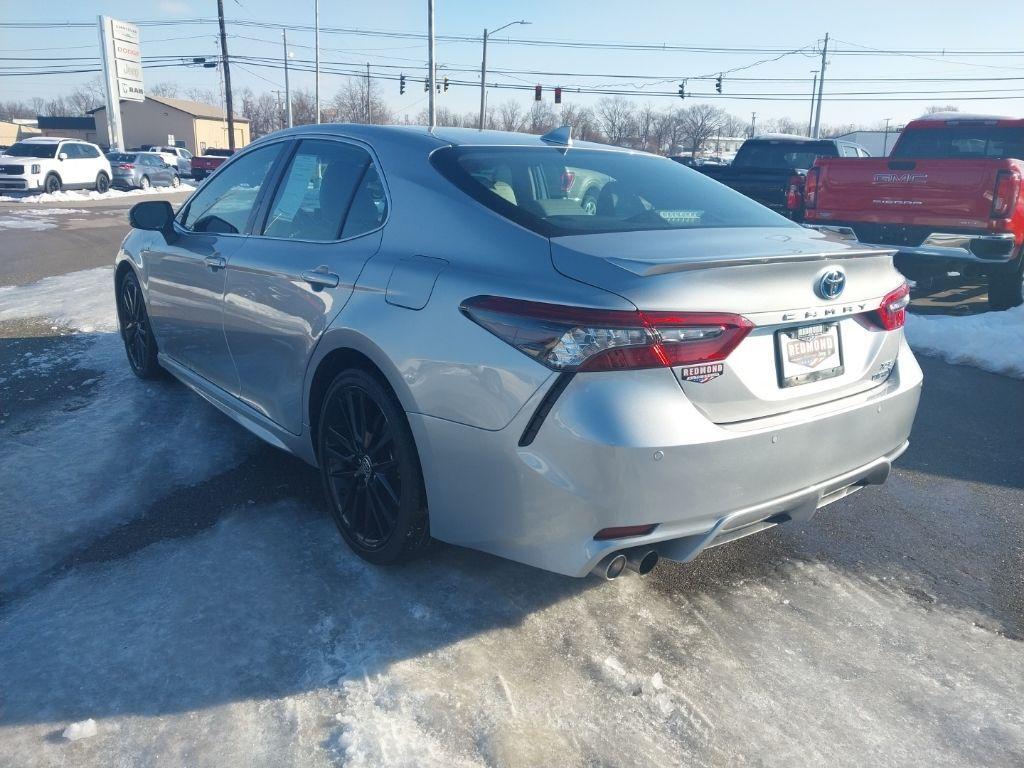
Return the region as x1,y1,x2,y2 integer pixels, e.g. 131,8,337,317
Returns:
282,29,292,128
883,117,892,155
750,112,757,138
216,0,235,150
366,62,372,124
427,0,436,128
807,70,818,137
813,32,829,139
314,0,320,123
478,20,529,130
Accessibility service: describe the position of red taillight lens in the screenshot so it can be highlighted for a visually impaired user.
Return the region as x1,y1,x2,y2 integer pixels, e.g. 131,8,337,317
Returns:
786,174,804,211
460,296,754,372
804,167,820,209
118,163,134,169
560,170,575,194
992,169,1020,219
868,283,910,331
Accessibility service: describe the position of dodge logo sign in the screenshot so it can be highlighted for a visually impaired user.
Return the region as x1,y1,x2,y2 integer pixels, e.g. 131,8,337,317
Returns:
816,268,846,300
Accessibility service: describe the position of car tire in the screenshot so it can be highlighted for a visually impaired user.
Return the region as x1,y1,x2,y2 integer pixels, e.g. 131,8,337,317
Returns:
581,189,600,215
44,173,61,194
95,172,110,194
117,270,162,379
139,175,151,190
988,254,1024,310
317,368,431,566
171,174,181,188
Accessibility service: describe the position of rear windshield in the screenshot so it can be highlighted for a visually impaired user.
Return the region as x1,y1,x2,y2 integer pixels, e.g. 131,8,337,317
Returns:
5,142,58,158
892,125,1024,159
206,148,233,157
107,153,136,163
732,141,837,170
432,146,792,237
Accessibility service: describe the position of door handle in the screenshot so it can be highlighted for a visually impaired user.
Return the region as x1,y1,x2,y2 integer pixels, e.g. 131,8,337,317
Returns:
204,254,226,271
301,268,341,291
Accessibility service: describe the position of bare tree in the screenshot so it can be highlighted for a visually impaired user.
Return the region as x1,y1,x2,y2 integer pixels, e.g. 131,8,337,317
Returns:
595,97,636,146
559,103,598,141
329,76,394,125
149,82,180,98
634,102,659,152
184,87,219,106
290,88,317,125
497,99,525,132
678,104,728,157
237,87,279,138
525,100,557,134
0,100,34,121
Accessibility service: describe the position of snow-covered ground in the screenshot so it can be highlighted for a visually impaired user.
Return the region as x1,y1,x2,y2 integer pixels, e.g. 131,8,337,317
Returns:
1,261,1022,767
906,306,1024,379
0,183,194,204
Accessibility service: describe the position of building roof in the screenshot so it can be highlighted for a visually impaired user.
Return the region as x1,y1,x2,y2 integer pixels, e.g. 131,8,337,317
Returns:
36,116,96,130
89,95,249,121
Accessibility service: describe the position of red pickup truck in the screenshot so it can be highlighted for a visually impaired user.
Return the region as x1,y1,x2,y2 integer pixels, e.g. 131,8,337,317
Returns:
190,147,235,180
804,113,1024,309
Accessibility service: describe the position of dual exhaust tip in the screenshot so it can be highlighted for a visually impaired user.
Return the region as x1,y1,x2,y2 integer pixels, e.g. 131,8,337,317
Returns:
592,548,660,580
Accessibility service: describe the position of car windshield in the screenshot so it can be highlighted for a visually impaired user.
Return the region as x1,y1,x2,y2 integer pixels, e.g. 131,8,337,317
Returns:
5,142,58,158
891,125,1024,159
432,146,792,237
108,153,136,163
732,141,836,169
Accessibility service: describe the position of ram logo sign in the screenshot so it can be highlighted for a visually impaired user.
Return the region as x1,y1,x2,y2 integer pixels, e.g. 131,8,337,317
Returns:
873,172,928,184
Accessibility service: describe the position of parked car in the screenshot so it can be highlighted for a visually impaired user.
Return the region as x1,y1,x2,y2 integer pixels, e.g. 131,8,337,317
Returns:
805,113,1024,309
0,136,112,194
190,147,235,180
106,152,182,190
698,135,869,222
115,125,921,579
141,145,193,177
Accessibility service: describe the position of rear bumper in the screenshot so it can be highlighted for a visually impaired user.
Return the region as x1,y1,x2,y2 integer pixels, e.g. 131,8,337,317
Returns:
409,339,922,577
809,224,1017,264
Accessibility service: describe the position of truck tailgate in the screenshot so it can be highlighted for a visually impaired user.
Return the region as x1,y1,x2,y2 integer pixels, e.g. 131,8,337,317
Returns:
810,157,1007,228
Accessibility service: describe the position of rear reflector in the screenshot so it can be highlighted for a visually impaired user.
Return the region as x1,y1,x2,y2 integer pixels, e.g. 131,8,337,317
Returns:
868,283,910,331
804,167,820,209
594,524,657,541
786,174,804,211
461,296,753,372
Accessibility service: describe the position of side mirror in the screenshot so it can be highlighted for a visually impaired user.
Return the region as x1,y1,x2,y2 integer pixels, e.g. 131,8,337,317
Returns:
58,152,68,161
130,200,176,240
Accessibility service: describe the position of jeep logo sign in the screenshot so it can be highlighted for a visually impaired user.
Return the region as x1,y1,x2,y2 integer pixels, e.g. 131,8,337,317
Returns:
873,172,928,184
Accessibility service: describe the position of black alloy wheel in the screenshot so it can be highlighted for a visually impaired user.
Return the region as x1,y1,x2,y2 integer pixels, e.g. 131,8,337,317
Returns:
318,369,429,565
44,174,60,194
118,271,161,378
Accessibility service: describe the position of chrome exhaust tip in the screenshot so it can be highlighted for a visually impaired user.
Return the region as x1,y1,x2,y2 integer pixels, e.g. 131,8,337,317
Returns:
626,549,660,576
592,553,628,580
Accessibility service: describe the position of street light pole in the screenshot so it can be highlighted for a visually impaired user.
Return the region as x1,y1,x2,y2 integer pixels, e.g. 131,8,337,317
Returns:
283,29,293,128
883,117,892,155
807,70,818,137
478,19,529,130
813,32,829,139
314,0,320,124
427,0,435,128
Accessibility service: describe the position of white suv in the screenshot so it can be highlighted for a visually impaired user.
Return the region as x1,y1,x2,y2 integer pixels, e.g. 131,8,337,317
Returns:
0,137,112,194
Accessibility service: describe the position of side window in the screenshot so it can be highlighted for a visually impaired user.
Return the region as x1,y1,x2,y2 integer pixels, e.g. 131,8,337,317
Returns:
342,164,388,238
840,144,858,157
80,144,100,158
60,143,80,159
262,139,376,241
180,143,282,234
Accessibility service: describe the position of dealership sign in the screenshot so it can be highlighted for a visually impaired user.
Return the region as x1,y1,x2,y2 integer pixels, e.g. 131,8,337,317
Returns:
98,15,144,150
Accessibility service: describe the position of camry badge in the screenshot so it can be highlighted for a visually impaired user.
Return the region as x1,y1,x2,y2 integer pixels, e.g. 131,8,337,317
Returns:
816,268,846,300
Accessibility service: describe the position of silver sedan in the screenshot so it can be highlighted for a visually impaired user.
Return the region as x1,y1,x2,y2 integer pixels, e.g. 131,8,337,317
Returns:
115,125,921,579
106,152,182,190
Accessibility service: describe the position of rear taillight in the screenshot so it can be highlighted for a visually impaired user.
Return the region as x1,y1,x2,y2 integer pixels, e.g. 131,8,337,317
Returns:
118,163,134,169
560,170,575,194
991,169,1020,219
460,296,753,372
804,167,820,209
868,283,910,331
786,174,804,212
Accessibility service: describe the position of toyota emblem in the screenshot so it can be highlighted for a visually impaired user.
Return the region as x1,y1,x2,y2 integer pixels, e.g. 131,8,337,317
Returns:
817,268,846,300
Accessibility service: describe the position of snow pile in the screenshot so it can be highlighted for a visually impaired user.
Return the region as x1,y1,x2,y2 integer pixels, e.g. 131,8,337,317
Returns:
905,306,1024,378
0,266,117,333
62,719,97,741
0,183,194,204
0,217,57,230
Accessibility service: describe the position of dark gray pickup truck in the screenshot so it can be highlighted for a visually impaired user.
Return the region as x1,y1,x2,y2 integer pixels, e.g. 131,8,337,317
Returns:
693,135,869,221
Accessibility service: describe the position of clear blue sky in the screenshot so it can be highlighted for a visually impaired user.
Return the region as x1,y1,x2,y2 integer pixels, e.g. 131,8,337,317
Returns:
2,0,1023,129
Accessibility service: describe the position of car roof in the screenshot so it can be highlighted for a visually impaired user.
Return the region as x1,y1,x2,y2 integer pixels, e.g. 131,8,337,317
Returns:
254,123,622,153
748,134,831,143
20,137,67,144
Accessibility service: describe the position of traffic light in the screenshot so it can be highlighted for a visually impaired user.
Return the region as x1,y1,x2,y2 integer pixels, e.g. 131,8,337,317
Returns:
400,73,406,95
443,76,449,92
716,74,723,94
677,82,685,100
423,78,429,92
554,86,562,104
535,84,542,101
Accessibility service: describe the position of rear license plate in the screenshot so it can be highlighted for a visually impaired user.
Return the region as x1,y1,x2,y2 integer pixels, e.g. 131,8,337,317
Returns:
776,322,844,388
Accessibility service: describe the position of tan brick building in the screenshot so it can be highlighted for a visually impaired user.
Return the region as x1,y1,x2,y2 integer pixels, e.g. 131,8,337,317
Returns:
91,95,250,153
